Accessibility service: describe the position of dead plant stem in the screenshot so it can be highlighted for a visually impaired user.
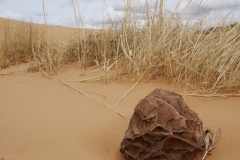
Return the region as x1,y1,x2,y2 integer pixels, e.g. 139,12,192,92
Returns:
39,69,125,117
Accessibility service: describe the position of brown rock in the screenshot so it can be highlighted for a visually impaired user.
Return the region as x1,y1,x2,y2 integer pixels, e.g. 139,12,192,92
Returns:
120,89,205,160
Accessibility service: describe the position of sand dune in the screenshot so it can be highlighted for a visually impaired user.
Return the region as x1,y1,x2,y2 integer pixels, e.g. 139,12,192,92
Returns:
1,63,240,160
0,17,91,42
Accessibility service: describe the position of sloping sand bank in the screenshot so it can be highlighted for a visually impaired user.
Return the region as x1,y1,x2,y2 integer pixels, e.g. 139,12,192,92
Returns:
1,64,240,160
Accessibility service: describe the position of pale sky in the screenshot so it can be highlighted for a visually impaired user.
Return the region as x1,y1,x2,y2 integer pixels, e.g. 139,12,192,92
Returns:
0,0,240,28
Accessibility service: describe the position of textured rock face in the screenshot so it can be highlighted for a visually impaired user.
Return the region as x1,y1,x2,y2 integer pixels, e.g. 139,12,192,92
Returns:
120,89,205,160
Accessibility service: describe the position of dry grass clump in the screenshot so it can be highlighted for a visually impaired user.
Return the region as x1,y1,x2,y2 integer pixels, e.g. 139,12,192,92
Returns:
0,20,40,68
0,0,240,92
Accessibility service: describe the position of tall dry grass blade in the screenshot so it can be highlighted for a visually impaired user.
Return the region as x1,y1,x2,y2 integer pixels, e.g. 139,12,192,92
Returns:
112,70,148,108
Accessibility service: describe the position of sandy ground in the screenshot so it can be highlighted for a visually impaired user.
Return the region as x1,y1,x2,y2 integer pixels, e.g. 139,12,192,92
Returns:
0,63,240,160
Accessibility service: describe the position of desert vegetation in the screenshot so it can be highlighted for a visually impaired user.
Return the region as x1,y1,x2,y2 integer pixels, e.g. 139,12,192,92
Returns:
1,0,240,93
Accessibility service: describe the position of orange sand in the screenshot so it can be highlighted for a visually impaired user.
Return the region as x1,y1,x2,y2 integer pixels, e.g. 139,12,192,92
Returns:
1,63,240,160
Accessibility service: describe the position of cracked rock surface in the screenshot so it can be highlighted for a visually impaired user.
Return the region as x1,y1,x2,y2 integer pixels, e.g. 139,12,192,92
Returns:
120,89,205,160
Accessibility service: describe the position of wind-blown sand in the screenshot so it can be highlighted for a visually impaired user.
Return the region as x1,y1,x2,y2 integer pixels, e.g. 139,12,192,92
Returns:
1,63,240,160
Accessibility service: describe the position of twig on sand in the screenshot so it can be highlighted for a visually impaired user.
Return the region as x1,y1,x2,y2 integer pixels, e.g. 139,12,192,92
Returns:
39,69,125,117
65,75,104,82
78,75,103,82
202,127,221,160
186,93,240,98
0,67,29,75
